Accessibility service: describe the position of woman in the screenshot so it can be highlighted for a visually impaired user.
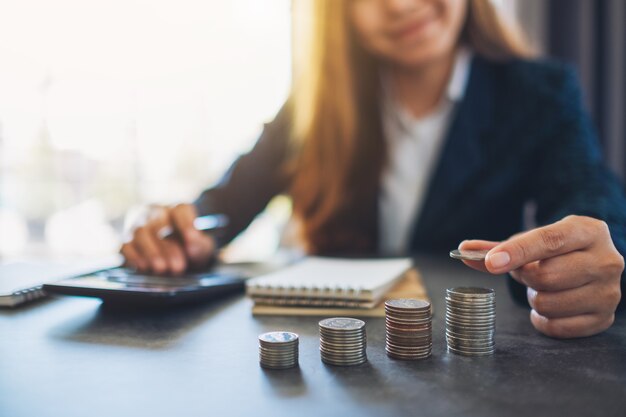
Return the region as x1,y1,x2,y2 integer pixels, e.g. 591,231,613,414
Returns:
121,0,625,339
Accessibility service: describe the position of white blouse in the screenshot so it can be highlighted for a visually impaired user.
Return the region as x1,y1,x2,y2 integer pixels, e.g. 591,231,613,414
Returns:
379,48,472,255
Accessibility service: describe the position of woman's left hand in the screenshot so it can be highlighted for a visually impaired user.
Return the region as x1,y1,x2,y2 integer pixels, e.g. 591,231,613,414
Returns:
459,215,624,338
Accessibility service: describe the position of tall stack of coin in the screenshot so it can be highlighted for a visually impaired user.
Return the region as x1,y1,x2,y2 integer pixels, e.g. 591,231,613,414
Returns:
319,317,367,366
445,287,495,356
258,331,299,369
385,299,432,360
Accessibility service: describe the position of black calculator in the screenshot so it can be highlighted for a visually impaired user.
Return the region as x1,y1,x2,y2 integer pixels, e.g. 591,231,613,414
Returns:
44,267,246,306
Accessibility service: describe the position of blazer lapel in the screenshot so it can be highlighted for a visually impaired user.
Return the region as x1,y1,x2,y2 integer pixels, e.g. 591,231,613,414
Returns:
410,56,496,248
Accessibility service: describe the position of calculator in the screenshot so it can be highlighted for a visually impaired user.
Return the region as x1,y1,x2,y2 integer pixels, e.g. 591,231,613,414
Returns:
43,267,246,306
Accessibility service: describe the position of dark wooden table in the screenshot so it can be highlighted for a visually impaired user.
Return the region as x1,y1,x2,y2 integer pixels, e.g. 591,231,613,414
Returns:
1,255,625,417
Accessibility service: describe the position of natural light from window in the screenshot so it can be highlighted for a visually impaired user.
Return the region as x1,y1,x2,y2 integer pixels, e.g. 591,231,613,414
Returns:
0,0,292,260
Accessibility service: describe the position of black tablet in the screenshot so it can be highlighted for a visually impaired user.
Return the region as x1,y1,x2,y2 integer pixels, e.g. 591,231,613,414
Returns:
43,267,245,306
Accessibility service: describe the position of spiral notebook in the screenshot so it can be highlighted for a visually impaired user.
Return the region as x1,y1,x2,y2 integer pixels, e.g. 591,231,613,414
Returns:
246,257,412,310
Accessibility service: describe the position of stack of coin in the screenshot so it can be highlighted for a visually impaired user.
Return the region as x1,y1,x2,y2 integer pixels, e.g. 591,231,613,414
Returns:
319,317,367,366
258,331,299,369
445,287,496,356
385,299,432,360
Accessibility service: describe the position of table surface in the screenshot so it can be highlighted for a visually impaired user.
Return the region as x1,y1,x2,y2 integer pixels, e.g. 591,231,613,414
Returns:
1,255,625,417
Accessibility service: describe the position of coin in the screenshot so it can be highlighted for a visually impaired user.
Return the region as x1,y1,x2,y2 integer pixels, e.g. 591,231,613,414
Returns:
445,287,496,357
449,249,489,261
385,299,430,311
319,317,367,366
385,298,432,361
319,317,365,331
259,331,299,369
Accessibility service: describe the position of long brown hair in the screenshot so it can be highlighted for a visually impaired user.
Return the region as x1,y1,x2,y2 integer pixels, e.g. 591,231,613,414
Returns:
288,0,534,255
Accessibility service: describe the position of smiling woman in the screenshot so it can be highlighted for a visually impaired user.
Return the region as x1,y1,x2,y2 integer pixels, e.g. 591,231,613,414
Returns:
0,0,292,259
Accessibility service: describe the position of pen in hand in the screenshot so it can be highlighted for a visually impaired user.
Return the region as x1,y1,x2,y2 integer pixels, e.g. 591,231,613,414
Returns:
157,214,229,240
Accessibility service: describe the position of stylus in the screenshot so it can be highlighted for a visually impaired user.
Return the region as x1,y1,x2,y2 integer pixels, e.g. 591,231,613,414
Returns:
157,214,229,240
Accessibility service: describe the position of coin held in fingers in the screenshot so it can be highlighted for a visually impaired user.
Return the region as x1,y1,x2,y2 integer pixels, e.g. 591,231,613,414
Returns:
449,249,489,262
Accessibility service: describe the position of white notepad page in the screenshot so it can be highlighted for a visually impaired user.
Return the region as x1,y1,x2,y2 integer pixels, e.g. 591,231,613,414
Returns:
246,257,412,303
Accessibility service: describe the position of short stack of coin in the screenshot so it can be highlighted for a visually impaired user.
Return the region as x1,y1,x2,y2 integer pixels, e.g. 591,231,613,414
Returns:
258,331,299,369
445,287,496,356
319,317,367,366
385,299,432,360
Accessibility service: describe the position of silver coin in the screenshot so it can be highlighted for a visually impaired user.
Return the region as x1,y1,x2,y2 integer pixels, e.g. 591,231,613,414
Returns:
386,349,432,360
259,346,299,354
321,353,367,361
447,341,495,350
386,318,433,326
446,329,495,339
446,300,496,310
322,358,368,366
320,354,368,363
446,328,495,338
447,287,495,297
446,342,495,351
320,344,366,353
260,350,298,357
449,249,489,261
260,358,298,366
319,340,366,347
446,302,496,310
385,315,432,323
320,351,367,359
446,312,496,321
260,354,298,360
447,346,495,357
260,363,298,370
385,299,431,311
445,317,496,326
387,333,432,341
259,354,298,362
386,341,432,351
446,316,496,325
260,360,299,367
319,333,366,341
446,327,495,334
259,331,299,344
445,314,496,324
260,362,298,368
320,345,366,353
319,317,365,331
446,322,495,331
385,311,431,319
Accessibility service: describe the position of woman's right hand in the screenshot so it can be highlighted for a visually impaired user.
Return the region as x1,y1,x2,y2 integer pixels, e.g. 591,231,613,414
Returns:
120,204,217,275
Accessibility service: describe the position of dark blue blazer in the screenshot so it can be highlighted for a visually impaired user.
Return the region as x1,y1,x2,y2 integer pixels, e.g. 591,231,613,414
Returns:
195,55,626,307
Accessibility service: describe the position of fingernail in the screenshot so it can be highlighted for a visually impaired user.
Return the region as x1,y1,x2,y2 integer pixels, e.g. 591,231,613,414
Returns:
487,251,510,269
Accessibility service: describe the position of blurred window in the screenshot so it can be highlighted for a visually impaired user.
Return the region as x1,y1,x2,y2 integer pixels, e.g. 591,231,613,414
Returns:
0,0,292,259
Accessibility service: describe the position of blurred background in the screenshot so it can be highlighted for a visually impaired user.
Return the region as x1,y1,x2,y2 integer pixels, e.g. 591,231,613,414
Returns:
0,0,623,262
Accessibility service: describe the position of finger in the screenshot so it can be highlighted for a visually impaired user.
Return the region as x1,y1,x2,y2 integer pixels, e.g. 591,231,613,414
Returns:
526,282,615,319
120,243,147,271
187,236,217,269
159,239,187,275
458,240,500,273
510,251,595,291
529,309,615,339
169,204,201,252
146,216,188,275
484,216,595,274
133,227,168,274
